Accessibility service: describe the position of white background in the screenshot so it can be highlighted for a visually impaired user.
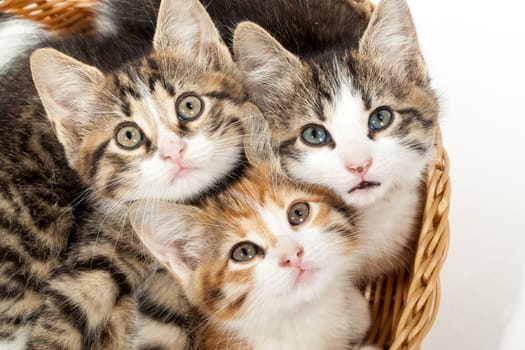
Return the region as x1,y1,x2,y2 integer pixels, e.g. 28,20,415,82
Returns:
392,0,525,349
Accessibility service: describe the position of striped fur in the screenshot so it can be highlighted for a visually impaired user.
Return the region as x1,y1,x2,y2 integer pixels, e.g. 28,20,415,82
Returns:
233,0,439,278
130,159,374,349
0,0,260,348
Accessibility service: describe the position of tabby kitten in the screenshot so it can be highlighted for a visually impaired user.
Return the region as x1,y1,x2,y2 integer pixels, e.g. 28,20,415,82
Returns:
233,0,439,278
0,0,257,348
130,147,374,350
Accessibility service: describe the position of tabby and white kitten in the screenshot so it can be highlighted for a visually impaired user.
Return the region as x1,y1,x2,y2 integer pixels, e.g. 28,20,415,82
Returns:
0,0,257,348
130,146,373,350
233,0,439,278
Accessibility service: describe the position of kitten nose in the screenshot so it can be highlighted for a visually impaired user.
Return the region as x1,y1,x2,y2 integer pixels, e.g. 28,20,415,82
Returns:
279,247,304,268
346,159,372,177
159,135,186,163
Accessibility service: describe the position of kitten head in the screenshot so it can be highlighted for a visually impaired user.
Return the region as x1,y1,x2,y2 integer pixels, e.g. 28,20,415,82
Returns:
30,0,260,204
129,162,361,323
233,0,439,207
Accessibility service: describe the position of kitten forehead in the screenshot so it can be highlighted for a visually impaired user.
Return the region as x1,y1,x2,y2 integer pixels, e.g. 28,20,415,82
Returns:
254,200,288,243
329,82,367,141
135,76,164,130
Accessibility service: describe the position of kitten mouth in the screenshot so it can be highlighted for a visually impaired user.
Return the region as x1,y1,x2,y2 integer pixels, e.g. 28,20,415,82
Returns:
170,166,196,183
348,181,381,194
294,267,319,286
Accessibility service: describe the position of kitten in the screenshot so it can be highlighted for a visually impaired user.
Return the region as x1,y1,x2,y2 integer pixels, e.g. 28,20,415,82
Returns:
0,0,257,348
233,0,439,278
129,138,374,350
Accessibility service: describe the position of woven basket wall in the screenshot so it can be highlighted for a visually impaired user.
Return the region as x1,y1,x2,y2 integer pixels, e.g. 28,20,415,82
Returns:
0,1,451,349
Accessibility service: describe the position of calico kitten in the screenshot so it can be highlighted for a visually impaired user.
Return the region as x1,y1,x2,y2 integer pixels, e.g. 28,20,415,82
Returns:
0,0,257,348
129,141,374,350
233,0,439,278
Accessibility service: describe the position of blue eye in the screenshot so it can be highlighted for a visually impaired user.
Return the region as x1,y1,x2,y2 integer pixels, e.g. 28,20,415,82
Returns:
301,124,331,146
369,108,393,131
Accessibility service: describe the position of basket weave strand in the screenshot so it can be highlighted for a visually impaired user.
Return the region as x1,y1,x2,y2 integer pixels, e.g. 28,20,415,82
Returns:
0,0,95,33
0,1,451,349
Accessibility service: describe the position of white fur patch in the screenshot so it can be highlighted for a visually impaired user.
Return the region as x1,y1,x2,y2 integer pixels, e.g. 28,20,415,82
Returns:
92,1,119,36
0,328,29,350
0,17,45,73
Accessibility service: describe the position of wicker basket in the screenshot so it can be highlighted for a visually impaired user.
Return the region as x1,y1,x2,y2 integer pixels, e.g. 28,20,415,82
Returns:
0,0,95,33
0,1,451,349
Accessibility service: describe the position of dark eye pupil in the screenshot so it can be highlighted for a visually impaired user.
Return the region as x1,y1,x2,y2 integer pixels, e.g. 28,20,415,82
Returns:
125,130,133,139
288,202,310,226
186,101,193,110
369,108,392,130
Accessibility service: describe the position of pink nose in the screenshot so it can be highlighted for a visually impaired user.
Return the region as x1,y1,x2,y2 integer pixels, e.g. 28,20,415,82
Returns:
159,135,186,163
279,247,304,268
346,159,372,177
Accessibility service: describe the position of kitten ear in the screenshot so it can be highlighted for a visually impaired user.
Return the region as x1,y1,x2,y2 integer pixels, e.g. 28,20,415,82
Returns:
30,48,104,162
129,201,209,284
153,0,232,64
359,0,427,79
242,102,272,164
233,21,303,110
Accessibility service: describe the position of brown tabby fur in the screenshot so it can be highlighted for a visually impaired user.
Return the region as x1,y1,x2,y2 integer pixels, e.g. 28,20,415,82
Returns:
0,0,258,348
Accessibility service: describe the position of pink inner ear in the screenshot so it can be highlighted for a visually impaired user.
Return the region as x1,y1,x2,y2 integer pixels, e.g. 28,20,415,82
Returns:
158,133,187,163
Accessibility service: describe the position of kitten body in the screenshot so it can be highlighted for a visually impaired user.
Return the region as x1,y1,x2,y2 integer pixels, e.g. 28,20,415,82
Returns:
0,0,256,348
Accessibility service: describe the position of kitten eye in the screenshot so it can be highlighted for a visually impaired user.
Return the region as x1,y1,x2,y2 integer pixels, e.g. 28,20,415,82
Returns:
369,107,393,131
301,124,331,146
231,242,262,263
176,93,203,121
288,202,310,226
115,123,144,149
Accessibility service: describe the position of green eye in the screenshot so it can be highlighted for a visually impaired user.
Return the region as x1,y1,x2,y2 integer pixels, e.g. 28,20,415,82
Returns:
288,202,310,226
369,108,393,131
115,123,144,149
176,93,203,121
301,124,331,146
231,242,262,263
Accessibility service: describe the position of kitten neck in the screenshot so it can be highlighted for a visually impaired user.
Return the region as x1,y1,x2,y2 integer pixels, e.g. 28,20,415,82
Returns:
205,277,354,350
